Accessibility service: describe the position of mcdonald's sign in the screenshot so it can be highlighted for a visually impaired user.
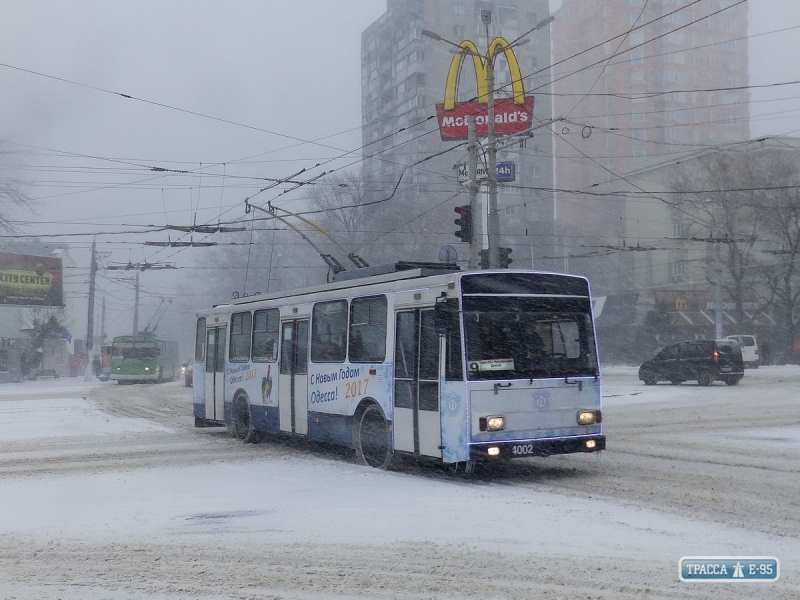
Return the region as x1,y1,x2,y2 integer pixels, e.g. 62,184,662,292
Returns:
435,38,534,141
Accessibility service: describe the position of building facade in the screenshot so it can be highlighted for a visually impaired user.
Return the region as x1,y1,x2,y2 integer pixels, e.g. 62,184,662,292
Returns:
551,0,750,292
361,0,558,269
601,138,800,363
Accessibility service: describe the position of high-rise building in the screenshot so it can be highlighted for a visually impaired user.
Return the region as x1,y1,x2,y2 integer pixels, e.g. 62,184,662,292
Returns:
361,0,558,269
551,0,749,289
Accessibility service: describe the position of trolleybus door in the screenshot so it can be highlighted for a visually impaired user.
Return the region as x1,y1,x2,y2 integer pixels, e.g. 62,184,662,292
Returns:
204,326,226,422
393,309,442,457
278,319,309,435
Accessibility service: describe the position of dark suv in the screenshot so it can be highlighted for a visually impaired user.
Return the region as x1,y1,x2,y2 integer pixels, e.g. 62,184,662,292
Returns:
638,339,744,386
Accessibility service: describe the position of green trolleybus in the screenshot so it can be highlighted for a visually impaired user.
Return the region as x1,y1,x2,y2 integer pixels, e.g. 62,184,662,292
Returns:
109,333,180,384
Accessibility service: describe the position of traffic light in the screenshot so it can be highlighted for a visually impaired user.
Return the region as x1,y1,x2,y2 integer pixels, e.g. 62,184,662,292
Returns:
453,205,472,243
498,247,513,268
479,249,489,269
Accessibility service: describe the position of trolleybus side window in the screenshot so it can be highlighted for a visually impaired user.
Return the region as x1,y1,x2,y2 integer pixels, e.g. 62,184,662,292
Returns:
418,310,439,411
441,298,463,381
311,300,347,363
252,309,279,362
194,318,206,362
230,312,252,362
349,295,387,363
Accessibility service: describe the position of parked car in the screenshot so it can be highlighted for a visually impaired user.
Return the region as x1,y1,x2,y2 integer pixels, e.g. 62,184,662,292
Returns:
638,339,744,386
182,362,193,387
725,334,759,368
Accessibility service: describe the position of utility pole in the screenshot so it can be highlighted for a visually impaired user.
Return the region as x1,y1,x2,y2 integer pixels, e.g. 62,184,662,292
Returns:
484,12,500,269
106,262,176,336
714,240,723,339
84,238,97,381
133,271,140,335
466,116,480,269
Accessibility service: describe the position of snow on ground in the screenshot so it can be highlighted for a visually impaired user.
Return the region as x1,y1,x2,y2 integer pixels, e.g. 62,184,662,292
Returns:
0,368,798,598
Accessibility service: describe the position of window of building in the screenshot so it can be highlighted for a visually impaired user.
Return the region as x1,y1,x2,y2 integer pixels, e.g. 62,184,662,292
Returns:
453,24,465,38
312,300,348,363
454,2,465,14
630,71,646,83
668,127,685,142
666,31,685,44
719,19,740,32
663,70,683,83
230,312,252,362
630,51,645,64
252,309,280,362
664,51,685,64
349,296,387,363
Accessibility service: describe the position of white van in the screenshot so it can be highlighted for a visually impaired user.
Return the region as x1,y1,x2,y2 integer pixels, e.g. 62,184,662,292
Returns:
725,335,759,368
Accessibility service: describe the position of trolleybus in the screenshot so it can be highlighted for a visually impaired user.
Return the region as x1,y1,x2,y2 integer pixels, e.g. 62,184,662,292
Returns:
193,264,604,468
109,333,180,383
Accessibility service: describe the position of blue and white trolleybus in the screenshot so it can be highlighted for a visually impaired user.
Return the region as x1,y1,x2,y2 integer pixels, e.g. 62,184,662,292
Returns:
192,265,604,468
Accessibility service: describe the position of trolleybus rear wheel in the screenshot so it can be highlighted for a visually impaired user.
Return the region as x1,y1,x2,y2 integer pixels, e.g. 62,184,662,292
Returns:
232,396,256,443
356,403,392,469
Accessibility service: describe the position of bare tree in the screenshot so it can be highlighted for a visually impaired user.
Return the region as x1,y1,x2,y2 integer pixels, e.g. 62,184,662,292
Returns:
0,142,35,232
750,147,800,360
305,169,456,267
671,150,763,325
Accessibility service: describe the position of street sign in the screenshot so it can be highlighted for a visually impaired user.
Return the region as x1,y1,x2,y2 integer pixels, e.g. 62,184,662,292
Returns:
456,161,515,183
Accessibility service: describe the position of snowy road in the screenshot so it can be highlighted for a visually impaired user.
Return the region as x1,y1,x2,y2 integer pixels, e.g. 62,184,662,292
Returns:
0,367,798,599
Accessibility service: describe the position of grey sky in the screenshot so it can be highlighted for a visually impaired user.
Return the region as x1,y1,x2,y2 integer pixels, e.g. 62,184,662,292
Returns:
1,0,799,340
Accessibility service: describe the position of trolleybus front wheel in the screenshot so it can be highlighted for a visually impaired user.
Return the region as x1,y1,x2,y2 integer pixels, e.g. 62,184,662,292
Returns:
355,403,392,469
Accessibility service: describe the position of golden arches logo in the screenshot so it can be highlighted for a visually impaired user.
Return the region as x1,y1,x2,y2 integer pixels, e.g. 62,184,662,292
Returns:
435,37,533,141
443,37,526,111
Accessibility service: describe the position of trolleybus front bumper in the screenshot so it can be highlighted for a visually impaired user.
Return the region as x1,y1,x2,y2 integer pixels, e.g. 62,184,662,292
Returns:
469,434,606,460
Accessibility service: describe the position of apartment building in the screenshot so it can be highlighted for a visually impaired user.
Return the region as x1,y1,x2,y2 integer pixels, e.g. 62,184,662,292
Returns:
551,0,749,290
361,0,558,269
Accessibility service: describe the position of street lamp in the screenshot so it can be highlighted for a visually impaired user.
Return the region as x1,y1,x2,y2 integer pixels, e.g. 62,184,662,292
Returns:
423,13,553,268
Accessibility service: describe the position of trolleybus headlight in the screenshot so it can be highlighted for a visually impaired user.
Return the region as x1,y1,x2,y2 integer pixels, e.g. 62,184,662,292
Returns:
585,439,597,450
487,446,501,457
479,415,505,431
577,410,601,425
144,367,150,371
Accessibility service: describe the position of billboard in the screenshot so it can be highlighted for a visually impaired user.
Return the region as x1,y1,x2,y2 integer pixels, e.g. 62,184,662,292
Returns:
435,37,534,141
0,252,63,306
